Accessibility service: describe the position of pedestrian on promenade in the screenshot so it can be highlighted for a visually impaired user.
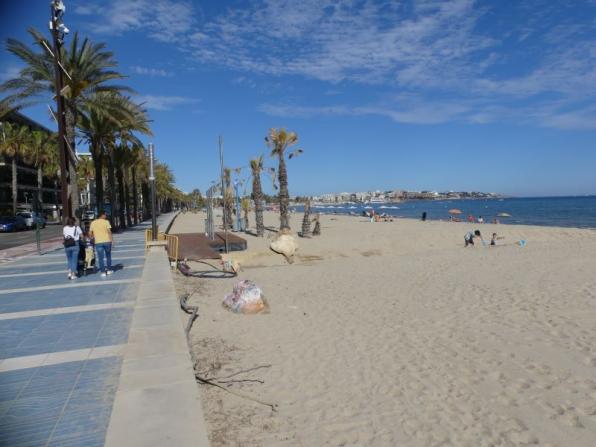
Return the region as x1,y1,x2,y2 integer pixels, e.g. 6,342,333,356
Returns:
89,210,114,277
63,217,83,280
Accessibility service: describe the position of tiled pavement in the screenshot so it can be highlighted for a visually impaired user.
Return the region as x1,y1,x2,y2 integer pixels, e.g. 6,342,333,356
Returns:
0,215,175,447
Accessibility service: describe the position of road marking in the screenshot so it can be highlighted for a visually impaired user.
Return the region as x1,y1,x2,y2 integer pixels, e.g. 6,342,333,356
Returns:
0,344,126,372
0,255,145,269
0,264,143,279
0,301,135,320
0,278,139,295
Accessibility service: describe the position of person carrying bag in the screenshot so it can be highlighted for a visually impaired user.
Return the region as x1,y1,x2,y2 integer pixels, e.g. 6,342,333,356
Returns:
63,217,83,280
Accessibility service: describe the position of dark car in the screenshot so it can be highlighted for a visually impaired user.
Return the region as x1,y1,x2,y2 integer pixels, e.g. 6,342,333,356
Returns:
0,216,27,232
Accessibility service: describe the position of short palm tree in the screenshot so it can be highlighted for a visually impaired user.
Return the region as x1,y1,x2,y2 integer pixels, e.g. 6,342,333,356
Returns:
301,199,312,237
0,122,31,214
265,128,302,230
223,168,233,230
250,156,266,236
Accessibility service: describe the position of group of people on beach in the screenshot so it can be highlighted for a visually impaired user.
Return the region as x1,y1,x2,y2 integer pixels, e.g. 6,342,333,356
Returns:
464,230,503,247
62,210,114,280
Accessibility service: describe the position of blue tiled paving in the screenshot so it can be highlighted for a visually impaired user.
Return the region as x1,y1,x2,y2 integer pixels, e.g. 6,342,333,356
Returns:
0,281,138,314
0,357,122,447
0,263,143,290
0,217,174,447
0,256,145,275
0,308,133,359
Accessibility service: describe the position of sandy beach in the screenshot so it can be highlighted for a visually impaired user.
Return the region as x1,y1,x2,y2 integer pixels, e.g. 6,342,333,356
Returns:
171,211,596,446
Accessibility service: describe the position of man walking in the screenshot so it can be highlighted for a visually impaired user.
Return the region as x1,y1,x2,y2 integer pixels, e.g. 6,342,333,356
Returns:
89,210,113,277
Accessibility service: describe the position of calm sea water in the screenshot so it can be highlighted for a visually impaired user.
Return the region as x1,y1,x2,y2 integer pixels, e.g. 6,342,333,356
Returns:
291,196,596,229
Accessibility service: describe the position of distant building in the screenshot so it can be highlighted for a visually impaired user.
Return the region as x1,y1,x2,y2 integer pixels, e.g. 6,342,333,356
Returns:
0,112,61,217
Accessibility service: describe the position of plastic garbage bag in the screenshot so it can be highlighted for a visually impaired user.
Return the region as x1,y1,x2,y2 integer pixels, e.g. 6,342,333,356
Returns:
223,280,268,314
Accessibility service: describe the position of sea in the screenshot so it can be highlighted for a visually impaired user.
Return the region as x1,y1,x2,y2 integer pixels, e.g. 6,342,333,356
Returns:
291,196,596,229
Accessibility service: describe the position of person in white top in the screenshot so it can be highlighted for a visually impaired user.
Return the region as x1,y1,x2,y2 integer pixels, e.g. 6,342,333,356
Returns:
63,217,83,280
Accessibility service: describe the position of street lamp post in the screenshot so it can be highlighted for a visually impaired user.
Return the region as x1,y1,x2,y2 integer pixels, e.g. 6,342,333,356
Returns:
49,0,72,222
148,143,157,241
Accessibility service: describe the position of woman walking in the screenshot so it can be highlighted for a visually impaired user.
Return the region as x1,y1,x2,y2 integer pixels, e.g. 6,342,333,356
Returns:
63,217,83,280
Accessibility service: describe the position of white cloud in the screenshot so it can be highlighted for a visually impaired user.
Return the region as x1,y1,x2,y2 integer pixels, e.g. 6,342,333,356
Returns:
76,0,194,43
137,94,198,111
130,66,173,77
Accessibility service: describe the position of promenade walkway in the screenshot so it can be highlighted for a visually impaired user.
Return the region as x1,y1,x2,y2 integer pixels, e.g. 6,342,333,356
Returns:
0,215,174,446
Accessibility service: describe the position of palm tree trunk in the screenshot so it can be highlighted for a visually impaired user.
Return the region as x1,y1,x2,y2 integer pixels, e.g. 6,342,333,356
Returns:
252,172,264,236
37,166,43,208
11,158,17,215
131,167,138,225
107,152,117,228
92,149,104,213
301,200,311,237
116,166,126,229
278,156,290,230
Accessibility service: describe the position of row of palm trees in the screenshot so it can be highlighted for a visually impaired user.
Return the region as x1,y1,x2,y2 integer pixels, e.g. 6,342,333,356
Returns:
0,28,184,227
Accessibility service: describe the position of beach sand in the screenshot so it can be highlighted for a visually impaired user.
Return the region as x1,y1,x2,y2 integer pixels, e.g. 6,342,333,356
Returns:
171,210,596,446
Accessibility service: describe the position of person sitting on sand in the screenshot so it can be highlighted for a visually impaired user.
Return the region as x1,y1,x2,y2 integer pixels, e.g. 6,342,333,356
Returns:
465,230,482,247
490,233,505,246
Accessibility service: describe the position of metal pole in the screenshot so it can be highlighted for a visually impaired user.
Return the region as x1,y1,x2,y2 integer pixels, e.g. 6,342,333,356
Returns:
148,143,157,241
219,136,229,253
50,1,71,222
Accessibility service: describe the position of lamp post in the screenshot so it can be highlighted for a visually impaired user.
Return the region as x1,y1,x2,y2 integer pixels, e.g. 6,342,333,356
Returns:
49,0,71,222
148,143,157,240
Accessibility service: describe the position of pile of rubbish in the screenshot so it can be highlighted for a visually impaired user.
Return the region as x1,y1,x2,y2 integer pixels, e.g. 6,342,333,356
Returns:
223,280,268,314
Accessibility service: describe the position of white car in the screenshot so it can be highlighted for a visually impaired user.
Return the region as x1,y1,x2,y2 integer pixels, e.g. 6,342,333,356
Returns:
17,211,47,229
83,210,96,220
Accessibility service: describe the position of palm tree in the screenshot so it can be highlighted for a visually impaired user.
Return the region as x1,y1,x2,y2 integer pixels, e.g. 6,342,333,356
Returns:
0,122,31,214
29,130,57,207
301,199,312,237
223,168,233,230
2,29,131,212
76,155,94,209
78,92,150,227
265,128,302,230
129,144,146,224
250,156,266,236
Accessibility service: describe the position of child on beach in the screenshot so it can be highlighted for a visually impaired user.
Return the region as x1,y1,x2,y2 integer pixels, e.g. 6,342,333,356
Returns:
490,233,505,246
464,230,483,247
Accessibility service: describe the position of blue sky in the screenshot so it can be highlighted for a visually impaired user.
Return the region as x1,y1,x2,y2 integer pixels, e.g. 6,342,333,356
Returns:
1,0,596,197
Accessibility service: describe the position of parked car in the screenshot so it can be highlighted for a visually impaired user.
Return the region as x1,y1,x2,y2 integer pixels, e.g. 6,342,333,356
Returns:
83,210,96,221
17,211,47,229
0,216,27,232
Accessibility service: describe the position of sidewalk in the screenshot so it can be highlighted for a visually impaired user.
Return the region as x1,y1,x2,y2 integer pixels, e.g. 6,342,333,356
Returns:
0,213,207,446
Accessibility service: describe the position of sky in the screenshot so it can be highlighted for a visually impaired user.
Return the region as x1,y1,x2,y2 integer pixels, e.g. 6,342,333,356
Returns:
1,0,596,197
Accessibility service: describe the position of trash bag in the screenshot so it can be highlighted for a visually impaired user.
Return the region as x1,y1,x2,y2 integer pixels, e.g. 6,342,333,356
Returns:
223,280,268,314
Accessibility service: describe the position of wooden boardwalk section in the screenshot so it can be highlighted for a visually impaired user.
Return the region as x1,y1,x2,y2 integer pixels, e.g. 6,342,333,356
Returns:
173,232,247,261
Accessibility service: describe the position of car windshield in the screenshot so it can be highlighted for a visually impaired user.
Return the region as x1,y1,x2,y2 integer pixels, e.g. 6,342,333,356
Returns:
18,213,32,218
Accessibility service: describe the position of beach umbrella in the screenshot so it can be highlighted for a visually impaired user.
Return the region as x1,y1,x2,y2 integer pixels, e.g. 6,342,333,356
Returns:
448,209,462,215
497,212,511,218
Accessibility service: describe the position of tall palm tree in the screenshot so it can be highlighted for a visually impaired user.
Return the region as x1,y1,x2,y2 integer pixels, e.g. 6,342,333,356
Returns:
78,92,150,227
265,128,302,230
0,122,31,214
29,130,57,207
2,29,131,212
129,144,146,224
250,155,266,236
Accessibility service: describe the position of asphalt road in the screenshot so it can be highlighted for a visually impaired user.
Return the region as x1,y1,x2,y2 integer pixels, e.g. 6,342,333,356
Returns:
0,224,63,250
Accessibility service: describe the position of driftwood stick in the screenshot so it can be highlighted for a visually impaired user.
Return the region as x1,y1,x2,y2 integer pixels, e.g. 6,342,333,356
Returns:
195,374,277,411
217,364,272,380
